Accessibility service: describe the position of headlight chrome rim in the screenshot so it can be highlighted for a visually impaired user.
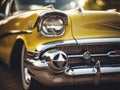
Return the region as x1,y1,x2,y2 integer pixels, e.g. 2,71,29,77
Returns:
37,11,68,37
41,17,65,37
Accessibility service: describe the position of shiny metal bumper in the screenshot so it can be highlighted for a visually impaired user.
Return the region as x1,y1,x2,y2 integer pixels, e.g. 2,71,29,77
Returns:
25,38,120,86
25,58,120,86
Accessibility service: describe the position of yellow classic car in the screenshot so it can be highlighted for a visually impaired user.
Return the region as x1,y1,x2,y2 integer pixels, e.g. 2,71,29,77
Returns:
0,0,120,90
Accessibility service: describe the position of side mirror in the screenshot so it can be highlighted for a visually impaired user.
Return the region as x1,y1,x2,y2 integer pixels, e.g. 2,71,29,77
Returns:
0,13,5,20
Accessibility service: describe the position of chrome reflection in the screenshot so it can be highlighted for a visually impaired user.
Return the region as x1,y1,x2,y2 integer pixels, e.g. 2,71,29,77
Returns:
24,68,31,84
68,50,120,58
25,38,120,85
36,38,120,52
25,48,120,85
42,49,68,72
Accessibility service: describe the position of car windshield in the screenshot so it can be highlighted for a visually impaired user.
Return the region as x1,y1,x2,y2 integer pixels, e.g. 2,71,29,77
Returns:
16,0,80,11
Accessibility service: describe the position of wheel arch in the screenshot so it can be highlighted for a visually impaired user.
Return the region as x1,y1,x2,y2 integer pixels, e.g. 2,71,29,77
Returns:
10,38,25,70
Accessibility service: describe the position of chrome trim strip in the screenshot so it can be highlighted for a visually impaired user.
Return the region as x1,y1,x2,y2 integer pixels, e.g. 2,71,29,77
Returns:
0,30,32,39
101,67,120,73
108,50,120,57
37,40,77,52
37,38,120,52
66,67,120,76
68,54,108,58
68,50,120,58
66,68,97,75
77,38,120,44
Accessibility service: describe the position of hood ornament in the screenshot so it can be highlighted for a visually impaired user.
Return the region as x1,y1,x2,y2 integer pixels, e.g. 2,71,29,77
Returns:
77,0,85,16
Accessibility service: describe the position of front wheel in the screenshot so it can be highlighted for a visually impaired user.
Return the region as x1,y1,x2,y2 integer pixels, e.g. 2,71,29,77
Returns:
11,43,45,90
21,44,31,90
20,44,42,90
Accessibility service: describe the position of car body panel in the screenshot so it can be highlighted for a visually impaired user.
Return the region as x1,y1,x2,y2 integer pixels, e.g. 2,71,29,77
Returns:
67,10,120,39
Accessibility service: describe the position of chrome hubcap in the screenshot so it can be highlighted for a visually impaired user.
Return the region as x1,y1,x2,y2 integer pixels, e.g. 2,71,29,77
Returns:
24,67,31,84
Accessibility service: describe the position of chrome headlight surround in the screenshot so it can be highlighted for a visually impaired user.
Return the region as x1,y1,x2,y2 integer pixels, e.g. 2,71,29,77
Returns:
37,11,68,37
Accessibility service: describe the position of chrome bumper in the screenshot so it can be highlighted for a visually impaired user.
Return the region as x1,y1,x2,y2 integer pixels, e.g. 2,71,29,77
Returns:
25,38,120,86
25,58,120,86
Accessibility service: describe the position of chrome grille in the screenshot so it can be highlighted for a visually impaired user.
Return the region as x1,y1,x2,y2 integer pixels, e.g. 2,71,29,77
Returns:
56,43,120,66
56,44,120,54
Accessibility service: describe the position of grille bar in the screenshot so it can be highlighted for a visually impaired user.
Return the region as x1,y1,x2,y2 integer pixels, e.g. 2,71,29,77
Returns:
56,43,120,66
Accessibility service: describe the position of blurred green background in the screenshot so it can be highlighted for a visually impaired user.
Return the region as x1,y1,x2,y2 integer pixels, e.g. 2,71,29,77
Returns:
84,0,120,11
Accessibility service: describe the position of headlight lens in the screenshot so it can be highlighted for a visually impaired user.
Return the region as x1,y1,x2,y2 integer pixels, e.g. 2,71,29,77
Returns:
37,11,68,37
42,18,64,36
38,17,66,37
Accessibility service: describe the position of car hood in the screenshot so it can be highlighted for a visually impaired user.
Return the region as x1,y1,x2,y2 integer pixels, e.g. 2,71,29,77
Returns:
1,8,120,41
66,9,120,39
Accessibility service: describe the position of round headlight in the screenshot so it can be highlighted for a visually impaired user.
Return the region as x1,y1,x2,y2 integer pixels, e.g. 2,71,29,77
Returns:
37,11,68,37
39,17,65,37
